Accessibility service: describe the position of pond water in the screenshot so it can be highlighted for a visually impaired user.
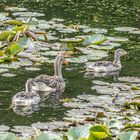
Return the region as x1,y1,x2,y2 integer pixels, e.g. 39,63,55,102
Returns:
0,0,140,127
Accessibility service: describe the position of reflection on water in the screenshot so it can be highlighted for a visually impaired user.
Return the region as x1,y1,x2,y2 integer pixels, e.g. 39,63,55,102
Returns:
12,105,39,116
84,71,120,81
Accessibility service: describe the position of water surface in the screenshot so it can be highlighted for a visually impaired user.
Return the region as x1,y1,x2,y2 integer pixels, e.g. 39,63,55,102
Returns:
0,0,140,127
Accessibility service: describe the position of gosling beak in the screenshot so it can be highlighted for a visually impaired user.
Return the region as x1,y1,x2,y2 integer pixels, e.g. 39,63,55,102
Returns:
9,103,13,109
63,60,69,65
124,51,128,55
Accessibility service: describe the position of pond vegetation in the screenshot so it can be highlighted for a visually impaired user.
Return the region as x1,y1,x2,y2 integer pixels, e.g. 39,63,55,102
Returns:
0,0,140,139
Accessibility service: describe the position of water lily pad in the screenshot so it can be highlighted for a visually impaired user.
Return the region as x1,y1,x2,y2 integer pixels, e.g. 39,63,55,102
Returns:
1,61,21,69
83,34,108,45
0,125,10,131
47,35,59,41
12,12,45,17
36,132,63,140
111,83,131,91
88,44,114,50
76,47,108,57
83,28,107,34
1,133,17,140
92,80,110,86
32,121,72,131
17,51,33,58
91,85,120,95
8,37,29,56
81,55,103,61
89,125,112,140
0,30,15,41
4,20,23,26
114,27,139,32
66,108,97,121
5,6,28,12
19,58,33,66
63,102,94,109
42,51,59,56
118,77,140,83
25,67,41,71
101,41,121,47
76,35,89,40
83,28,93,33
57,28,78,33
66,57,88,63
129,30,140,34
52,23,66,29
11,126,34,136
63,117,86,123
1,73,16,77
37,21,52,30
118,131,138,140
52,18,64,22
108,37,129,42
60,38,83,43
30,56,49,63
51,43,61,50
0,68,9,73
66,124,92,139
0,13,6,21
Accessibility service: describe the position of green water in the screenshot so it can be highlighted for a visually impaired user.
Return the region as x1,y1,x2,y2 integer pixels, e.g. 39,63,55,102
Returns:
0,0,140,127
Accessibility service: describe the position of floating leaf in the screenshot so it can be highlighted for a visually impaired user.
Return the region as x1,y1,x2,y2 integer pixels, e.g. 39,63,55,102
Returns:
12,12,45,17
118,77,140,83
83,34,108,45
88,45,114,50
9,44,22,56
1,73,16,77
76,47,108,57
101,41,121,47
66,124,92,140
0,125,10,131
60,38,83,43
36,133,63,140
118,131,138,140
5,6,28,12
0,50,4,57
9,37,28,56
88,125,112,140
108,37,129,42
0,13,6,20
25,67,41,71
4,20,23,26
66,57,88,63
114,27,139,32
129,30,140,34
0,68,9,73
13,24,29,32
57,28,78,33
83,28,107,34
4,133,17,140
0,31,15,41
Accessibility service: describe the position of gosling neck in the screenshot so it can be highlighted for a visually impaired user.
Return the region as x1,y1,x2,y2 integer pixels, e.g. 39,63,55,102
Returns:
113,53,121,65
25,79,33,92
54,57,63,78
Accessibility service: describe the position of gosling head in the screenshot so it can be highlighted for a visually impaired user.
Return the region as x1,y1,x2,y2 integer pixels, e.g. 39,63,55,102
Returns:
55,52,65,64
115,49,127,57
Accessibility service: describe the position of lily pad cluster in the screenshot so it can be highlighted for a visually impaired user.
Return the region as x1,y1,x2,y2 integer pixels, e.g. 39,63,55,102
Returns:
0,5,134,77
62,76,140,138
